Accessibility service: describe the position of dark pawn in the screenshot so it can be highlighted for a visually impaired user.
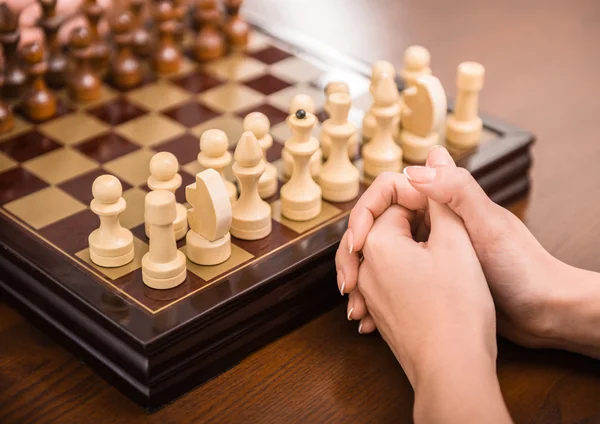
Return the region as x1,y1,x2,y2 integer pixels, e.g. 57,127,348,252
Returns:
193,0,225,62
0,76,14,133
110,11,143,89
0,4,27,98
224,0,249,51
130,0,152,57
83,0,110,75
38,0,68,88
68,26,101,102
153,1,182,75
20,41,57,122
172,0,187,46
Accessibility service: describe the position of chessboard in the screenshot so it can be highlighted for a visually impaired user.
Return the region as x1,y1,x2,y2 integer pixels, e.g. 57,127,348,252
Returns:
0,20,534,413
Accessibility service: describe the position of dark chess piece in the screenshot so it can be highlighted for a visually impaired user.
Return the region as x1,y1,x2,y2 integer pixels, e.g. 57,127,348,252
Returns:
68,26,101,102
83,0,110,75
0,75,14,133
20,41,57,122
193,0,225,62
153,1,182,74
110,11,143,89
38,0,68,88
0,4,27,98
130,0,152,57
224,0,249,51
172,0,187,46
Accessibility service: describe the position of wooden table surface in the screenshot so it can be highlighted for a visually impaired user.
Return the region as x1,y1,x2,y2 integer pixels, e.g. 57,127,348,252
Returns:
2,0,600,422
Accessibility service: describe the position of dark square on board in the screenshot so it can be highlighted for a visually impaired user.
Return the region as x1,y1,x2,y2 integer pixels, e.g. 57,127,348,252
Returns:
88,97,147,126
58,168,132,205
171,70,224,94
38,208,99,255
0,130,61,162
232,219,298,258
236,103,288,126
74,132,140,163
154,133,200,166
250,46,293,65
242,74,292,96
0,167,49,205
163,101,220,128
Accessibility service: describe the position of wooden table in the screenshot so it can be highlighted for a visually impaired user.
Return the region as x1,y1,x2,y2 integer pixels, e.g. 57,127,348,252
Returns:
2,0,600,422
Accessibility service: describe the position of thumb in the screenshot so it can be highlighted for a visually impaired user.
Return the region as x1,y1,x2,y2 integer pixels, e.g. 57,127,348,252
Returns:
403,147,500,232
427,198,472,248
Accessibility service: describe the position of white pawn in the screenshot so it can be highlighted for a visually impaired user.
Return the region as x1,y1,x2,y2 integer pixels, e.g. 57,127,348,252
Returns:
282,94,322,180
400,74,447,163
320,81,359,160
142,190,187,290
281,109,322,221
362,60,399,142
319,92,359,202
243,112,278,199
146,152,188,241
400,45,432,88
186,168,232,265
231,131,272,240
89,175,135,268
445,61,485,150
362,72,403,178
198,129,237,204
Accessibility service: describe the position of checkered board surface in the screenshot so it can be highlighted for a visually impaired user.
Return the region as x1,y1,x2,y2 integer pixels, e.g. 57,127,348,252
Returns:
0,30,498,314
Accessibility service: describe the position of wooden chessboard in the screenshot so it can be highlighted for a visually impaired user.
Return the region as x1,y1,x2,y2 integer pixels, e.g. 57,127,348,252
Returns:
0,27,533,411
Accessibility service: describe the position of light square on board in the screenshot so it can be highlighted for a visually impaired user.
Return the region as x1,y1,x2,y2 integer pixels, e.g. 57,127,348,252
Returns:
267,84,325,116
4,186,86,230
76,236,149,280
23,148,99,185
0,152,17,173
39,112,109,146
182,244,254,282
247,31,272,53
120,187,148,229
204,54,267,81
103,148,156,186
0,116,32,142
116,113,186,147
269,56,324,84
126,80,192,112
189,114,245,147
270,199,342,234
199,82,265,114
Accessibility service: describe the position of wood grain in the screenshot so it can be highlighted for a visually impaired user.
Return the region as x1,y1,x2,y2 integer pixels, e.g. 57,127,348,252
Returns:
1,0,600,422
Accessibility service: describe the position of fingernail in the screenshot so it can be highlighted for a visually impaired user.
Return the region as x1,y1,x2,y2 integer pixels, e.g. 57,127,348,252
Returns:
347,229,354,254
347,307,354,320
358,322,363,334
337,270,345,295
403,166,436,183
428,145,453,166
429,144,442,153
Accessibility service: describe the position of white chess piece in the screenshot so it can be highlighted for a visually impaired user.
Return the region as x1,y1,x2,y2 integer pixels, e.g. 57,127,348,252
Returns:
319,92,359,202
282,94,322,180
186,168,233,265
230,131,272,240
281,110,322,221
400,45,432,88
198,129,237,204
88,174,135,268
146,152,188,240
362,60,399,142
400,74,447,164
243,112,278,199
320,81,359,160
141,190,187,290
362,72,403,178
445,61,485,150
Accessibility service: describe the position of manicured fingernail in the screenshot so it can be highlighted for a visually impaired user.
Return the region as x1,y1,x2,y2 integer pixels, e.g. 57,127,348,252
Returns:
347,307,354,320
429,144,442,153
337,270,345,295
358,322,363,334
428,145,453,165
347,229,354,254
403,166,436,183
